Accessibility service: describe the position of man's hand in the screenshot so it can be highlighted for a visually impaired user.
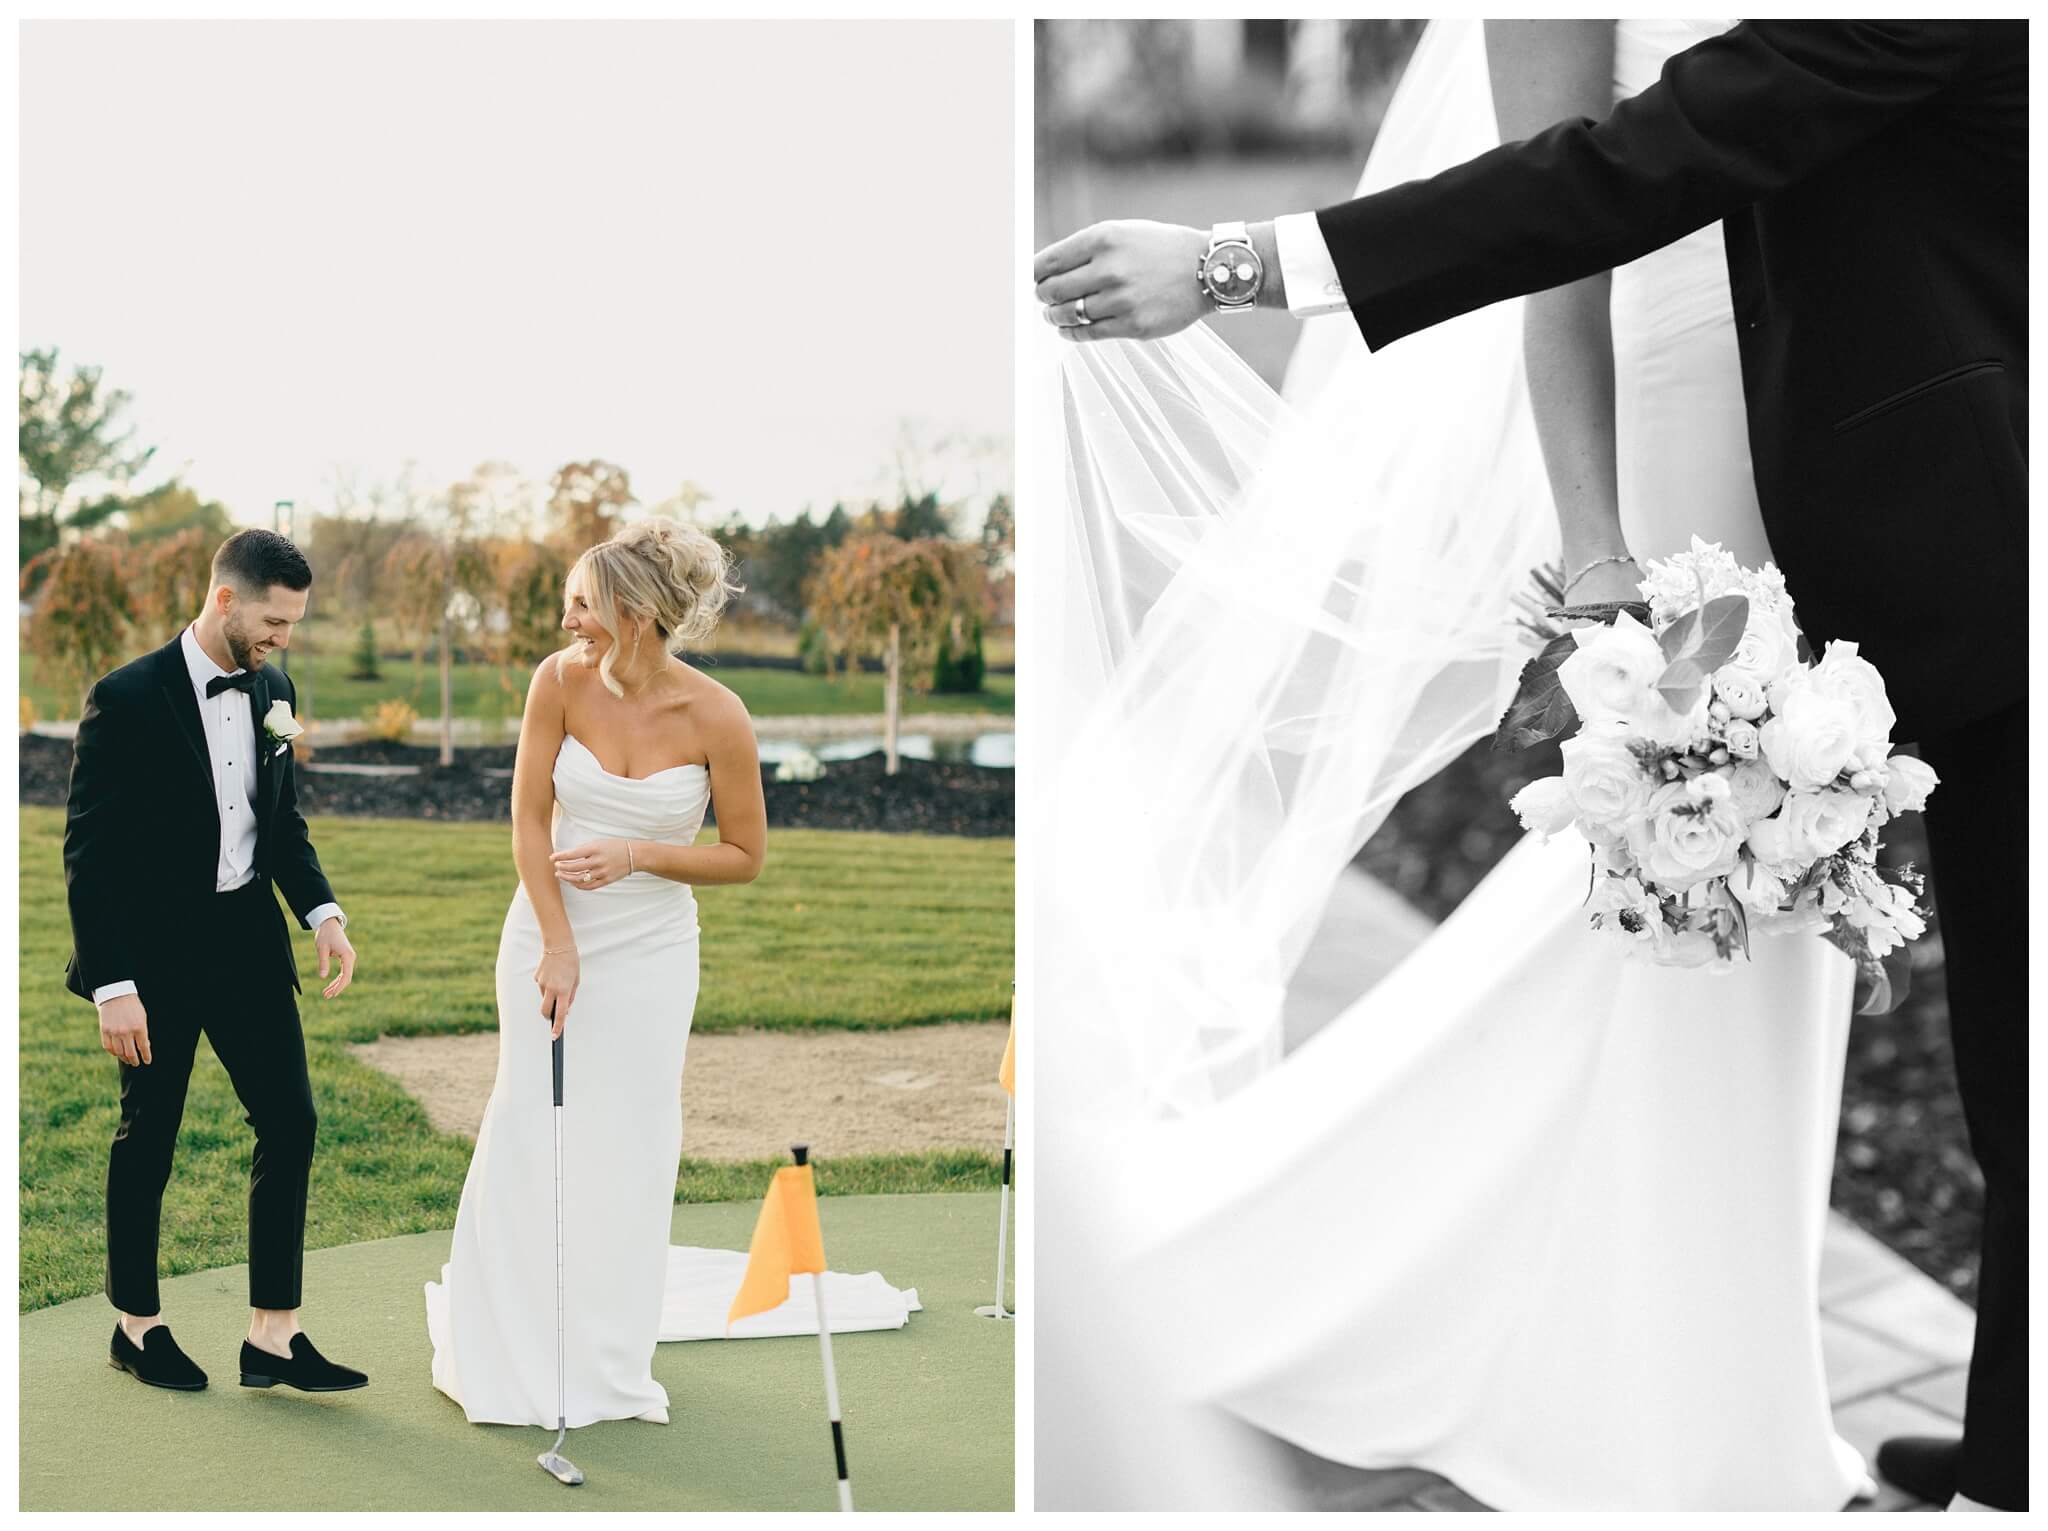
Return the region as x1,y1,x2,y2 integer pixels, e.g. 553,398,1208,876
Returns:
1034,220,1209,342
98,993,151,1068
315,918,356,1000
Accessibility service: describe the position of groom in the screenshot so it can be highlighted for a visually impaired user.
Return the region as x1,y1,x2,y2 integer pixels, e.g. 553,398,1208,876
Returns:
65,529,369,1394
1035,20,2025,1513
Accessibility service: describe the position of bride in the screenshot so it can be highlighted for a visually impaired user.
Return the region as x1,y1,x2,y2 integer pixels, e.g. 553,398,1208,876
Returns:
1038,20,1868,1511
427,518,763,1427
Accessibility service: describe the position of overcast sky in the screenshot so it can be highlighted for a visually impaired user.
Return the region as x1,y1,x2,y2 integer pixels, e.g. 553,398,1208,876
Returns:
20,20,1014,530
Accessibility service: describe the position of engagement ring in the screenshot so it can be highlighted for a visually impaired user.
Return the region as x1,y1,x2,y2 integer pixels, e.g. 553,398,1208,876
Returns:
1076,295,1092,326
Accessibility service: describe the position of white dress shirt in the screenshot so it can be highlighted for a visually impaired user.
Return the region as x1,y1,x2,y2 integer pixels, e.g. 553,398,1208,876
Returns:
1273,212,1353,317
91,626,342,1006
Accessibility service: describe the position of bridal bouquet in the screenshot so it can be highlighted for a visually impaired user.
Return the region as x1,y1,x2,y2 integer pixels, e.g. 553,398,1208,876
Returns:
1496,538,1936,1013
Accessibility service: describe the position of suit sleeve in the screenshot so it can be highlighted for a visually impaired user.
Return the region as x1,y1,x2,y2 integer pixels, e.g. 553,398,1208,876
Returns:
63,680,135,995
1318,21,1975,350
268,674,338,926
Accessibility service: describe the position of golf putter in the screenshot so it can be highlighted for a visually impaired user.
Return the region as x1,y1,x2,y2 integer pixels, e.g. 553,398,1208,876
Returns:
538,1029,584,1487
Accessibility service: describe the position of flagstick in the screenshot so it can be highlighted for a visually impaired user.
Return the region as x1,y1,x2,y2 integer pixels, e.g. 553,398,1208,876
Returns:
974,1096,1014,1319
794,1145,853,1512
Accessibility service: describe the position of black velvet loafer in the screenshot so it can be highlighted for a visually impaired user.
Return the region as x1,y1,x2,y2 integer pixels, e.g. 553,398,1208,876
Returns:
1875,1436,1961,1505
109,1324,208,1390
238,1333,369,1392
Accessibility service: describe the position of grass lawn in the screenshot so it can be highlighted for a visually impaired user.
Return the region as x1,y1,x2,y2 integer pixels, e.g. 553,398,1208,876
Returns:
19,808,1013,1311
22,646,1014,728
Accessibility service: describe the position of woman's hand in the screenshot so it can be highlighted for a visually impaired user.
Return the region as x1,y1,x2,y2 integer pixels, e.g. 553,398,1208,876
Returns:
535,948,579,1039
551,838,632,891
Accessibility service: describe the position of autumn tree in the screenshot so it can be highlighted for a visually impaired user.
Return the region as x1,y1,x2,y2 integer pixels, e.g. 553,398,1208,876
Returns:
380,474,496,764
547,459,634,552
21,537,133,711
128,527,217,649
808,535,988,774
19,349,156,564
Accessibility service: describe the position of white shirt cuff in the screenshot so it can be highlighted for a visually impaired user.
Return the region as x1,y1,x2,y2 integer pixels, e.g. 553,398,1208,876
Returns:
1274,212,1351,317
306,903,345,933
92,981,138,1005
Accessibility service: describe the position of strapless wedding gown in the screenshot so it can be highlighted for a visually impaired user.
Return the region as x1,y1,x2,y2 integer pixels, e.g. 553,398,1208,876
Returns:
426,733,918,1429
1044,19,1864,1513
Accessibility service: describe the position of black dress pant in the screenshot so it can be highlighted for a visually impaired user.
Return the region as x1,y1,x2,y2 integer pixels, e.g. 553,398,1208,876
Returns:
1916,701,2026,1509
105,884,316,1315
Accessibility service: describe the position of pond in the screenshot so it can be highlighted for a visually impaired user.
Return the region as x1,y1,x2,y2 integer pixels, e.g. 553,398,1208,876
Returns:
757,731,1015,770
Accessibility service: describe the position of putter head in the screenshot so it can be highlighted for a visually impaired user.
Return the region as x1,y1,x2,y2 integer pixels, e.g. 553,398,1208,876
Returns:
538,1450,584,1486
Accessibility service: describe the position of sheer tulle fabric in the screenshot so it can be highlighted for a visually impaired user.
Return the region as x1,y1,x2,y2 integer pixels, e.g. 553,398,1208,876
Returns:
1044,21,1556,1122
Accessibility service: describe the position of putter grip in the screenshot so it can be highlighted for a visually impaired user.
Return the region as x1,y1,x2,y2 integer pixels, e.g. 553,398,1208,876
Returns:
551,1034,564,1107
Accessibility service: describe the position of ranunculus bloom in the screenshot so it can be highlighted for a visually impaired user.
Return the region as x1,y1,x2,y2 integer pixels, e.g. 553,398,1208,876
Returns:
1726,758,1785,823
1509,776,1577,840
1561,725,1653,833
1627,780,1746,890
1883,752,1940,815
1713,667,1769,720
1558,611,1666,726
1761,672,1861,790
1775,788,1875,863
1810,640,1898,748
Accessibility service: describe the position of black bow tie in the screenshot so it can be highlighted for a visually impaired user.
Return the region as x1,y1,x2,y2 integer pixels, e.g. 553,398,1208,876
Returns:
205,671,257,699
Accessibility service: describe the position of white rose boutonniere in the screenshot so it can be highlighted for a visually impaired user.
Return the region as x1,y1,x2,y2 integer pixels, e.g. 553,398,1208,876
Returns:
263,699,304,758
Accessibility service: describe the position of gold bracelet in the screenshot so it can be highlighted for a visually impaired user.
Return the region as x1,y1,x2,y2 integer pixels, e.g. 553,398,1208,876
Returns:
627,840,637,876
543,944,575,956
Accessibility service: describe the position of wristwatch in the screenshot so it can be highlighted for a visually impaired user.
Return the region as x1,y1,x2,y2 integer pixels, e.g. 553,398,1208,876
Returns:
1196,221,1263,313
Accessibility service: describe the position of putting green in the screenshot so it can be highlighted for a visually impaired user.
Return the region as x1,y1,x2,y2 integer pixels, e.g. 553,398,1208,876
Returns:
20,1192,1013,1512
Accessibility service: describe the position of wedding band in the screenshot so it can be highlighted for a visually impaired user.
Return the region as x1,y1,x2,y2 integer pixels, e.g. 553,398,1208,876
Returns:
1076,295,1092,326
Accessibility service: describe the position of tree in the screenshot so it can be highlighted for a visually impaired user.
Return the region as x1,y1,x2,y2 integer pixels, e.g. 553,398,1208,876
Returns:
350,619,382,682
118,482,235,546
380,476,495,765
547,459,634,552
978,493,1015,570
492,536,572,676
128,528,217,649
892,490,954,541
21,537,134,710
19,349,156,564
808,535,988,774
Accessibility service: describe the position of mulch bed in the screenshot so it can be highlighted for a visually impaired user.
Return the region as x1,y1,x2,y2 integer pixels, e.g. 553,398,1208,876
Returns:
19,732,1013,839
1361,737,1981,1306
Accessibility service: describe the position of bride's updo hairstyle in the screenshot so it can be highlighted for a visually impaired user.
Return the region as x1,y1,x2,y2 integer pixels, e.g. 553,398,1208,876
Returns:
560,518,742,698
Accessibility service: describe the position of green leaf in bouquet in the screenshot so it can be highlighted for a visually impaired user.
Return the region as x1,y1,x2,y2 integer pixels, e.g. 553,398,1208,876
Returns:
1492,630,1581,752
1653,593,1749,714
1542,600,1653,628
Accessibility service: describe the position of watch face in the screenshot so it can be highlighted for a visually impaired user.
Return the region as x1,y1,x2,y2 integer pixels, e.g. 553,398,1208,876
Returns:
1203,241,1261,305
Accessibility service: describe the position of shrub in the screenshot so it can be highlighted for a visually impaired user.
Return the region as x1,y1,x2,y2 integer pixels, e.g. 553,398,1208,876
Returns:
350,619,382,682
363,699,418,742
796,616,831,675
931,616,986,694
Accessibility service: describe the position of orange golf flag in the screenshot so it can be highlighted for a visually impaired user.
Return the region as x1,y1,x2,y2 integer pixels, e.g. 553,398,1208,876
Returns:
998,1012,1016,1097
726,1163,828,1330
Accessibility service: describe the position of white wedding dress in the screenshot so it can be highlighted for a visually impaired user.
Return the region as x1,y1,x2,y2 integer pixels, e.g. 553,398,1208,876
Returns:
1038,19,1863,1512
426,733,917,1429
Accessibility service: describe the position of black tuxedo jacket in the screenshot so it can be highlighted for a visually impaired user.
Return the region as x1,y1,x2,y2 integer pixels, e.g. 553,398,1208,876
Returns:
63,634,337,1002
1317,20,2026,741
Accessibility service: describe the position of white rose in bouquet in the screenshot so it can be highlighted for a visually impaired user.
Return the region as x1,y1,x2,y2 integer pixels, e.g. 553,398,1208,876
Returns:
1561,725,1652,834
1882,753,1940,815
1723,719,1762,760
1635,689,1713,752
1711,667,1769,720
1626,778,1746,890
1728,604,1802,686
1760,672,1862,790
1773,787,1875,862
1558,611,1666,726
1509,776,1577,840
1809,640,1898,748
